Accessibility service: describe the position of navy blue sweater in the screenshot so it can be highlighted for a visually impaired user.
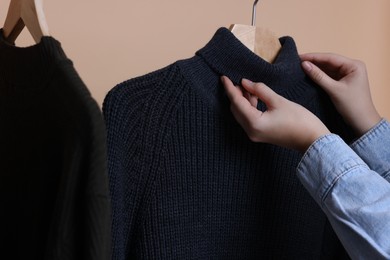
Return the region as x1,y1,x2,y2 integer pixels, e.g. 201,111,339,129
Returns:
103,28,352,259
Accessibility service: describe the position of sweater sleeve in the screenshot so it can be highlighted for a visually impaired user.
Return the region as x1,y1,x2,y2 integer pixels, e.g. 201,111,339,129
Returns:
103,67,183,259
103,77,154,259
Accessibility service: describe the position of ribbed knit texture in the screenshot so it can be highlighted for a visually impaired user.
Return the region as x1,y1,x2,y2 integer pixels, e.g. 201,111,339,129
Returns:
103,27,353,259
0,30,111,260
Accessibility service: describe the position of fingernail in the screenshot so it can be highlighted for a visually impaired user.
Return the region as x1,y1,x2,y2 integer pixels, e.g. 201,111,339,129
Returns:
220,76,226,84
302,61,313,71
242,78,254,85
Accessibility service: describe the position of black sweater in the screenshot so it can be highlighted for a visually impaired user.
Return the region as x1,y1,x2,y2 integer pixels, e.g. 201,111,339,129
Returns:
103,28,353,259
0,30,111,260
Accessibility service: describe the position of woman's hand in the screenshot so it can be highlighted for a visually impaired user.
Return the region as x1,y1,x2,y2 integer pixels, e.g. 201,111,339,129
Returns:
300,53,381,136
221,76,330,152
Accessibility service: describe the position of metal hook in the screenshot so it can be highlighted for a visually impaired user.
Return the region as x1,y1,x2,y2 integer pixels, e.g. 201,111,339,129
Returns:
251,0,259,26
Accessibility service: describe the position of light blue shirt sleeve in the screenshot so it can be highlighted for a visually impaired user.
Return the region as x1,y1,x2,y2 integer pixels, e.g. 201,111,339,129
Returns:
350,119,390,182
296,125,390,259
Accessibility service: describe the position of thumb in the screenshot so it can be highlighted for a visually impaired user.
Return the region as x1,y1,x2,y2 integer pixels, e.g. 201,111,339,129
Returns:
241,79,281,108
301,61,336,93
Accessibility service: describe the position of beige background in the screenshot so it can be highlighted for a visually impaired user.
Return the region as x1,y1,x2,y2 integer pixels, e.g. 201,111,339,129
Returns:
2,0,390,119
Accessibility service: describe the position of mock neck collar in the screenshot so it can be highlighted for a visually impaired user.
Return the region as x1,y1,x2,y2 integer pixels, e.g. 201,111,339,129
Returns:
196,27,305,94
0,29,68,89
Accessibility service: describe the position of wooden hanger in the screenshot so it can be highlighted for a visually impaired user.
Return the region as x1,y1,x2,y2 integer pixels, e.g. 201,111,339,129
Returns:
2,0,50,44
230,0,281,63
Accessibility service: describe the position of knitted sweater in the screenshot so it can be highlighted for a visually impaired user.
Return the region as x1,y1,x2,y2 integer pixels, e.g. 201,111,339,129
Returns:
103,27,353,259
0,30,111,260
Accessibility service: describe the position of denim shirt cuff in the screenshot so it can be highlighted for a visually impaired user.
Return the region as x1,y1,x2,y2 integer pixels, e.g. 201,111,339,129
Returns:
296,134,369,206
350,119,390,180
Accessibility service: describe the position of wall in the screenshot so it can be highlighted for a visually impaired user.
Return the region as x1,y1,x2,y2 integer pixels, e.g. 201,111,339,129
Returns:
1,0,390,119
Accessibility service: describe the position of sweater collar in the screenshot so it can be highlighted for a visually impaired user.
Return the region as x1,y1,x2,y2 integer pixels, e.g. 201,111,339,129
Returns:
0,29,68,89
196,27,305,94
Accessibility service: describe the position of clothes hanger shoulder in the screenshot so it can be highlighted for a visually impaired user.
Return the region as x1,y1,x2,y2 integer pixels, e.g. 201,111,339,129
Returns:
230,0,281,63
3,0,49,44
